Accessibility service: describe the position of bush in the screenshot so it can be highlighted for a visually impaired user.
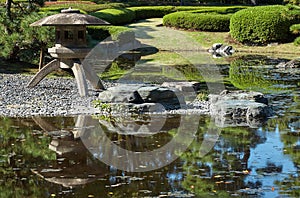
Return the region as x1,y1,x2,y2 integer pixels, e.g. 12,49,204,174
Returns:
294,36,300,45
128,6,176,20
163,12,232,32
230,5,300,44
41,2,127,13
0,11,55,63
87,25,135,43
290,23,300,33
184,6,246,14
91,8,135,25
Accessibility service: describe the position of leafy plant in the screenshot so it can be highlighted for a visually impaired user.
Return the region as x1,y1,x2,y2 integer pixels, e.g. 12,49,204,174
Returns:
290,23,300,34
87,25,135,44
0,10,54,63
128,6,176,20
293,35,300,45
164,12,232,32
40,2,127,13
230,5,300,45
91,8,135,25
93,100,112,113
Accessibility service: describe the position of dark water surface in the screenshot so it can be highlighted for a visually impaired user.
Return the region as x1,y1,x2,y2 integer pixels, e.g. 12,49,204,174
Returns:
0,55,299,198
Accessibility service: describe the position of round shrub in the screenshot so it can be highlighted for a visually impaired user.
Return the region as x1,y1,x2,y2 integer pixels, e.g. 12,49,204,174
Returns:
91,8,135,25
230,5,300,44
163,12,231,32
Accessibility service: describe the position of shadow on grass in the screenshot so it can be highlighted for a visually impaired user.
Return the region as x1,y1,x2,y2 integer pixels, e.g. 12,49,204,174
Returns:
0,59,38,74
0,58,74,77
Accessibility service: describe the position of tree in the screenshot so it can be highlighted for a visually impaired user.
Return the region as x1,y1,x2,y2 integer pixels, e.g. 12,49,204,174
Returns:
0,0,54,63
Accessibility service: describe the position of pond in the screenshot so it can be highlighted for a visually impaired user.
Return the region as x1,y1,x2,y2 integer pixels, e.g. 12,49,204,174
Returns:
0,54,299,198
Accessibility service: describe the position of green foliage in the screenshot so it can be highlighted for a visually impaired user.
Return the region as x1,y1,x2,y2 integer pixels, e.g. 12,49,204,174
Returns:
162,6,246,32
196,91,209,101
163,12,232,32
93,100,112,113
87,25,135,43
294,35,300,45
229,56,289,93
0,11,54,63
290,23,300,44
128,6,176,20
290,23,300,34
230,5,300,44
187,6,246,14
40,2,127,13
91,8,135,25
100,61,129,80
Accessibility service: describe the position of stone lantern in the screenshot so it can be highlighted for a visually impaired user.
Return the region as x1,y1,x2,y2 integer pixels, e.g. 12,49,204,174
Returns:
27,8,110,96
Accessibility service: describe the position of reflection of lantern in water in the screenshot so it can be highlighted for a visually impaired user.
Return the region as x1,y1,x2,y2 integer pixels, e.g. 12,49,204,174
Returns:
27,8,110,96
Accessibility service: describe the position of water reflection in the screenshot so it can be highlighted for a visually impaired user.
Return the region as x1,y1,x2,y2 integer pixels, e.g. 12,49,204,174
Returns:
0,54,299,197
0,112,299,197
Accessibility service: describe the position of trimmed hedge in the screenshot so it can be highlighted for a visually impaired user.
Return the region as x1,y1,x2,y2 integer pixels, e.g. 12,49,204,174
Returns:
128,6,176,20
163,12,232,32
230,5,300,44
87,25,135,43
91,8,135,25
162,6,246,32
41,2,127,13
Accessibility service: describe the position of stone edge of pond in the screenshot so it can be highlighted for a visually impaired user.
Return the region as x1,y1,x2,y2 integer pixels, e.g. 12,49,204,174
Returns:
0,73,211,118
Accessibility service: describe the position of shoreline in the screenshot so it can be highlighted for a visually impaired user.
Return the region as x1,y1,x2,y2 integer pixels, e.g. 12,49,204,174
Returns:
0,73,210,118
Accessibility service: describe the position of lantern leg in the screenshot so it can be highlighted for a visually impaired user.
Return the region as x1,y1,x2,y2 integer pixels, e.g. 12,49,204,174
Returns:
81,60,106,90
72,62,89,97
27,59,60,87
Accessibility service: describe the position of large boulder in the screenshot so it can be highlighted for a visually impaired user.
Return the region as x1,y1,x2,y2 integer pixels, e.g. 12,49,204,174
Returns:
97,84,186,112
209,90,273,128
97,84,144,103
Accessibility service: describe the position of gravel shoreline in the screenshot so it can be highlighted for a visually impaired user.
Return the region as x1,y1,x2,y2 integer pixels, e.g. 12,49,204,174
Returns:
0,74,100,117
0,74,210,117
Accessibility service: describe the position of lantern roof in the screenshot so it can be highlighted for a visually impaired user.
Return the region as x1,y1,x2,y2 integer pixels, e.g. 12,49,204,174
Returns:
30,8,110,26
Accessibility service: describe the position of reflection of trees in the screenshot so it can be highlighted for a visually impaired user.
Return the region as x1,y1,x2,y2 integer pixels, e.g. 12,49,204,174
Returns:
0,117,55,197
180,116,264,197
275,129,300,197
229,55,288,93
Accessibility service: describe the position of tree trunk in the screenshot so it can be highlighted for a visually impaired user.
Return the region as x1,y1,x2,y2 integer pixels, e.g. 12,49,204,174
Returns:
5,0,12,21
39,48,45,71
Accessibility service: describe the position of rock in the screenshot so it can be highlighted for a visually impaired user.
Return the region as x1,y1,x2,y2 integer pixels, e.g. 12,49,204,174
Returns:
209,90,273,128
212,43,223,51
161,81,202,102
97,84,144,103
208,43,235,58
98,84,186,112
276,59,300,68
210,90,269,105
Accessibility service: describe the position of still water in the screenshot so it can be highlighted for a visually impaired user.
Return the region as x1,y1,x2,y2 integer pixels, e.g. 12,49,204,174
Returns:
0,55,299,197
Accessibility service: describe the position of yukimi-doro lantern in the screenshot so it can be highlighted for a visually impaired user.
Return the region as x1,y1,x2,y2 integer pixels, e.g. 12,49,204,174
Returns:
27,8,110,96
